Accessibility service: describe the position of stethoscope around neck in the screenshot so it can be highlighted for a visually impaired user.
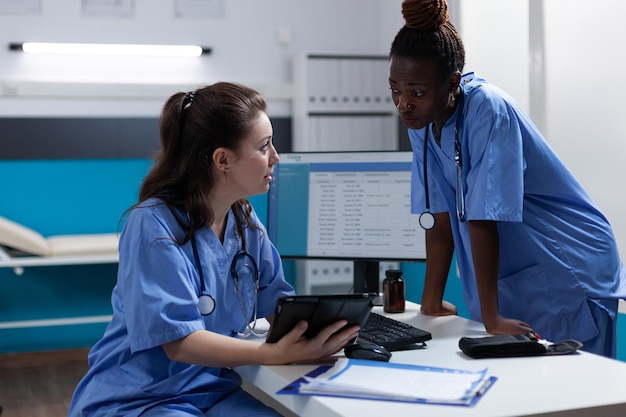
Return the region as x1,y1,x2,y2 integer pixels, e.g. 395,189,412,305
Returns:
190,218,266,338
418,86,467,230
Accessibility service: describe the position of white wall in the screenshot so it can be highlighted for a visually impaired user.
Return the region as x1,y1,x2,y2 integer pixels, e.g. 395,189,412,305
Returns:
460,0,529,111
543,0,626,270
0,0,400,117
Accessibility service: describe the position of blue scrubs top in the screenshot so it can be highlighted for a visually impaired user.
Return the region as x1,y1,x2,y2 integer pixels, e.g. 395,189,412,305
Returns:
68,199,295,416
409,73,626,344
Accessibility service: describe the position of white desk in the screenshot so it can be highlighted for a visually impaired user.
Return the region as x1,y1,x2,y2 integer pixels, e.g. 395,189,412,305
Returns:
235,302,626,417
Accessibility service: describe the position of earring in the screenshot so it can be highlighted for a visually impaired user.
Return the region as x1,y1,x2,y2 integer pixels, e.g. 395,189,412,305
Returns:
450,92,456,104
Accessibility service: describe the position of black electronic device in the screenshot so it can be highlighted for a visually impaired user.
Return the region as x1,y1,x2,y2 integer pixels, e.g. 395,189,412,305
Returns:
344,341,392,362
267,151,426,300
266,293,374,344
358,312,432,351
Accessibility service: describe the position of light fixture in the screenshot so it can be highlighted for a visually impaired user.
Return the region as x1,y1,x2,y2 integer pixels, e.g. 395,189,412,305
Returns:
9,42,211,57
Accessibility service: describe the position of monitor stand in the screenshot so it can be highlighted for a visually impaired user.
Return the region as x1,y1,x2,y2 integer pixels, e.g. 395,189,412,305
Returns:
353,260,383,306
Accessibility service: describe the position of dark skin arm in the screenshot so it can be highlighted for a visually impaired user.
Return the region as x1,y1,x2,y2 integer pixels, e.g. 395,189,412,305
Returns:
420,212,457,316
468,220,533,334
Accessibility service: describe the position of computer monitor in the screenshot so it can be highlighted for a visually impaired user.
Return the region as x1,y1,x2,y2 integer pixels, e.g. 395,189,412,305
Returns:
267,151,426,297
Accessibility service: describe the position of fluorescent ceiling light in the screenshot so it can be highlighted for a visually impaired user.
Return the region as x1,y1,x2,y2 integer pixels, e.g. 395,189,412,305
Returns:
9,42,211,57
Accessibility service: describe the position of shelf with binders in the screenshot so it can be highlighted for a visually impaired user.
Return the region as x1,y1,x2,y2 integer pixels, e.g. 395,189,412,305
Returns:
293,52,398,152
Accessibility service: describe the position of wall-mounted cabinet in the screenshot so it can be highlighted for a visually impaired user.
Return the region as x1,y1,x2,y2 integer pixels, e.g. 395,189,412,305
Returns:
292,53,398,152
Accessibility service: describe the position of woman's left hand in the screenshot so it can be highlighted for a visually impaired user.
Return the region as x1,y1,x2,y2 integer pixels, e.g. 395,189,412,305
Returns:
268,319,361,364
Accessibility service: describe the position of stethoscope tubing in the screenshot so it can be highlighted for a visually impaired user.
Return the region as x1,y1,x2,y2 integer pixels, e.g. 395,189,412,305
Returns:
419,86,466,230
190,221,266,337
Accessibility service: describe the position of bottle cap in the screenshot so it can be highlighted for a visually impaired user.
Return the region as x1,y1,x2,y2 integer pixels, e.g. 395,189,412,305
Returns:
385,269,403,279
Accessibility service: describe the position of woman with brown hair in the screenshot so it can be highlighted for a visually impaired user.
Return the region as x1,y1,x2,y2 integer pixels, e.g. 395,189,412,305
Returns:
68,82,359,416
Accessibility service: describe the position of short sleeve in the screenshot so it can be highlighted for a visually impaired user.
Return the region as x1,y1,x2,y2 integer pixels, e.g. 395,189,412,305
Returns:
118,209,204,353
464,102,524,222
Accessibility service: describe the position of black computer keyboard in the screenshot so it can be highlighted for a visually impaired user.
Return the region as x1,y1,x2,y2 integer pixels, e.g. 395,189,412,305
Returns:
358,312,432,351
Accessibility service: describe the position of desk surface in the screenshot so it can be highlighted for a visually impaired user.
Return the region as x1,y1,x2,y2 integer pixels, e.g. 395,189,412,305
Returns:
235,302,626,417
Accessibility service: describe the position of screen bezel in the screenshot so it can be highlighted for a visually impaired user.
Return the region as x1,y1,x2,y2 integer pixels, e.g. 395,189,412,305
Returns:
267,150,425,263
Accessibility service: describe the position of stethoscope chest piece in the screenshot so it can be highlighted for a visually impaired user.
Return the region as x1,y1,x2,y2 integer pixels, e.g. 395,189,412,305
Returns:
198,293,216,316
418,211,436,230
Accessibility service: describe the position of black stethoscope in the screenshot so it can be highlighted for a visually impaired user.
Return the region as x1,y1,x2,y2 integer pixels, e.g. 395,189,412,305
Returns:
418,86,467,230
190,219,266,338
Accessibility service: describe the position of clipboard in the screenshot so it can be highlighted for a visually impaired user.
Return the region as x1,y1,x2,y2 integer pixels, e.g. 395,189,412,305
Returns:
266,293,375,343
277,358,497,406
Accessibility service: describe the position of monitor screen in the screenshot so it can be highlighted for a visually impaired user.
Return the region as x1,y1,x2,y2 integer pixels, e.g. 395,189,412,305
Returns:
267,151,426,295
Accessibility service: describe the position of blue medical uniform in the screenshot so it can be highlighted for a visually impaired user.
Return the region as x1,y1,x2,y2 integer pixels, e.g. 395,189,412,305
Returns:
409,73,626,356
67,199,295,416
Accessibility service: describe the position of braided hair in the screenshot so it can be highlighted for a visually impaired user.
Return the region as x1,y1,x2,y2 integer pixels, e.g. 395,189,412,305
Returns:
390,0,465,81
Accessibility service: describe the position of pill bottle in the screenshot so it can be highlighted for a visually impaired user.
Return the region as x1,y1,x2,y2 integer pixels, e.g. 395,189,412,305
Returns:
383,269,405,313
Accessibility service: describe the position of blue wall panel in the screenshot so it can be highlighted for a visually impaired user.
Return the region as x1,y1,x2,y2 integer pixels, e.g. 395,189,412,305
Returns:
617,313,626,361
0,159,149,353
0,159,152,235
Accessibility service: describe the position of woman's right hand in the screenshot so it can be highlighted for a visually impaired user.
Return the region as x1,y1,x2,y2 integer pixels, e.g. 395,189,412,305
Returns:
267,319,360,364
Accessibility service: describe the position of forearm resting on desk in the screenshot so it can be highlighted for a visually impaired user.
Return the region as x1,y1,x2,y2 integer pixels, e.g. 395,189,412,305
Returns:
468,220,532,335
163,320,360,367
